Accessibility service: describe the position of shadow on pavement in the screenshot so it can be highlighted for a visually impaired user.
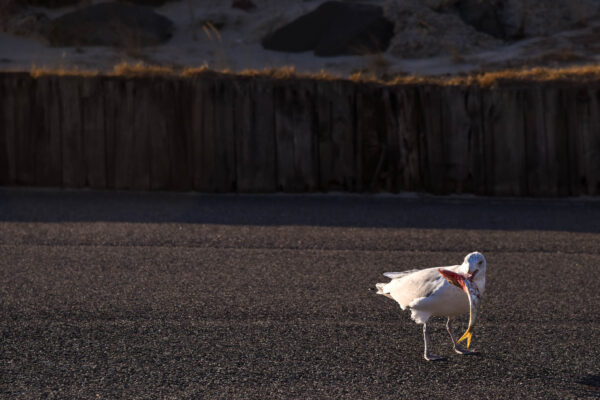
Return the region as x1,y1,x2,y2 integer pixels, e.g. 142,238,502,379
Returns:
1,188,599,232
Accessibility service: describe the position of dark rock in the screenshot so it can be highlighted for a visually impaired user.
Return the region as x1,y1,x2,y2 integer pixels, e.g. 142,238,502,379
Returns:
262,1,394,57
232,0,256,12
23,0,80,8
4,9,50,38
117,0,181,7
456,0,505,39
44,2,174,47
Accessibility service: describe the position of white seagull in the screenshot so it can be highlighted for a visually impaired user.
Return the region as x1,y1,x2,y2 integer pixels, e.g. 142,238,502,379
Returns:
375,252,487,361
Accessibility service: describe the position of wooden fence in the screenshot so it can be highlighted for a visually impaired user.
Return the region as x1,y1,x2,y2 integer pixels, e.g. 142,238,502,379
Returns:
1,72,599,196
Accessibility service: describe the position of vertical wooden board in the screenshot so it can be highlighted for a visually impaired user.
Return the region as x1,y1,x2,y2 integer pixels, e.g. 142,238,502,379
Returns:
465,85,486,195
292,80,318,192
130,80,152,190
483,88,527,196
316,81,333,191
441,85,472,194
316,80,356,191
569,87,595,195
60,77,85,188
213,78,236,192
397,86,423,192
81,78,107,189
417,85,445,194
543,86,570,196
480,88,498,195
585,87,600,195
12,75,36,185
499,89,527,196
113,80,136,190
356,84,384,191
169,79,193,191
274,79,318,192
0,75,15,185
32,76,62,187
190,77,204,190
332,81,357,191
102,79,119,189
564,87,584,195
191,76,236,192
235,78,276,192
147,79,171,191
274,81,297,190
383,85,424,193
522,85,547,196
198,78,217,191
381,86,399,192
194,77,235,192
165,79,193,191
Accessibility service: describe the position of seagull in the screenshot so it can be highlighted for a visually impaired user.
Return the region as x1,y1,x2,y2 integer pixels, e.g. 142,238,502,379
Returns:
375,252,487,361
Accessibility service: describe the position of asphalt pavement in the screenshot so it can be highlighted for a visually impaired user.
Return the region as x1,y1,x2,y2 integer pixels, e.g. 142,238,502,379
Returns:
0,189,599,399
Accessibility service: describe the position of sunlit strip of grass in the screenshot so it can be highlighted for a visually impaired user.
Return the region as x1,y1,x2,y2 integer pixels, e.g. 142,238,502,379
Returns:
17,62,600,86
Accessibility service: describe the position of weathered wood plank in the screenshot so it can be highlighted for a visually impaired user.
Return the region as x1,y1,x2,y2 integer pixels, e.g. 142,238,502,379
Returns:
102,79,117,189
544,86,570,196
418,85,445,194
130,80,152,190
465,85,486,195
113,79,136,190
523,85,547,196
213,78,236,192
401,86,423,192
483,88,527,196
167,79,193,191
190,77,204,191
235,78,276,192
192,77,236,192
59,77,85,188
565,88,584,196
33,76,62,187
316,80,356,191
13,75,36,185
147,79,171,191
582,87,600,195
274,79,318,192
81,77,107,188
381,86,399,192
441,86,472,194
198,77,217,191
0,75,15,185
356,84,383,191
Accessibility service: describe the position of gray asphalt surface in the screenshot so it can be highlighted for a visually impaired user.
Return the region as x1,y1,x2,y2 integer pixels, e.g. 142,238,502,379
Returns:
1,189,599,399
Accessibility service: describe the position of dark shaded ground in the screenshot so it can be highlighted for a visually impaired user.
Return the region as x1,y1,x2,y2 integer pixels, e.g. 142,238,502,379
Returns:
1,189,599,399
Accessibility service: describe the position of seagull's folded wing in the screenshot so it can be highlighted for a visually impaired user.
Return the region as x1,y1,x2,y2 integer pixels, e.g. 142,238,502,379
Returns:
383,269,419,280
385,267,446,309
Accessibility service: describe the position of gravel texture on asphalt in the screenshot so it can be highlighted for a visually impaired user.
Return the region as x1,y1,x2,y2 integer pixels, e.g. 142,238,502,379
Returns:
0,189,599,399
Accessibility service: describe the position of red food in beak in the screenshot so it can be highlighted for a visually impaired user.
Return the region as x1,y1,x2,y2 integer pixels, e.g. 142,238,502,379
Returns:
438,269,470,292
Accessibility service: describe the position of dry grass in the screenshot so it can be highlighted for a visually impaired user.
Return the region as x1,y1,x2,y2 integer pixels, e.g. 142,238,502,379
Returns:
459,64,600,87
7,62,600,87
111,62,175,77
29,65,99,78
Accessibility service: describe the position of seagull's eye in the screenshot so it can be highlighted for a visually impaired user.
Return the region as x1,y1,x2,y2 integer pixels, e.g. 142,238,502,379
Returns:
477,261,483,265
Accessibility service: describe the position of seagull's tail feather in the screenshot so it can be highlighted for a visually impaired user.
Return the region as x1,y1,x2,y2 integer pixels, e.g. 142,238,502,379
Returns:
374,283,393,299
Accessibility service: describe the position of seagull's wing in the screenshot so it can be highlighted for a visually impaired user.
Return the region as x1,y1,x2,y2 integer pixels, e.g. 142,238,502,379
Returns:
383,264,464,308
383,269,420,279
386,267,446,308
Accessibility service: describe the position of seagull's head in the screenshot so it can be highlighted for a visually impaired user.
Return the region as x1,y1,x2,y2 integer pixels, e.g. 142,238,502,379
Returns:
463,251,486,276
